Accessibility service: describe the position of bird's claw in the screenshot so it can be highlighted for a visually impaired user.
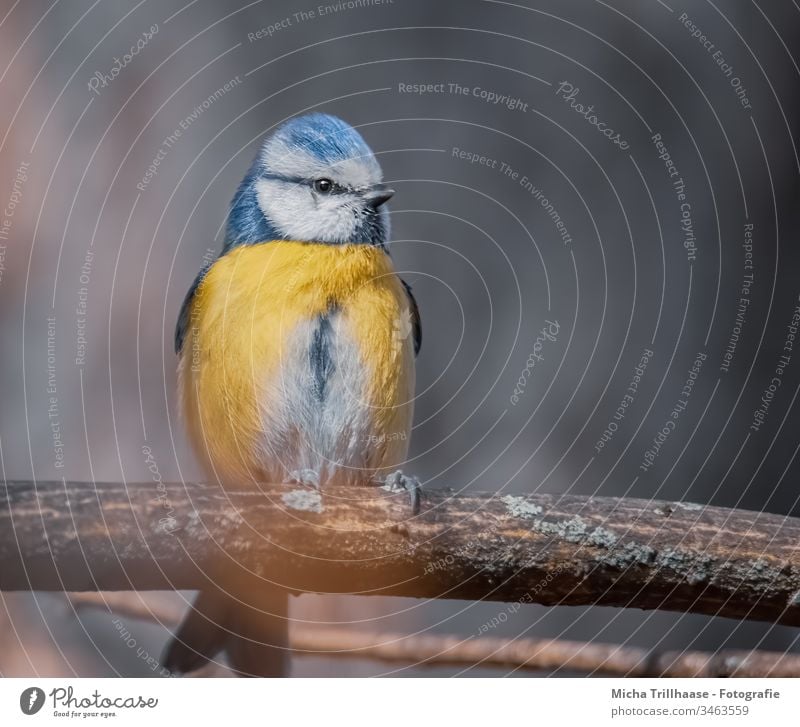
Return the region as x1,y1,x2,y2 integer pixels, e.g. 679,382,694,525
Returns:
381,470,422,515
287,469,321,489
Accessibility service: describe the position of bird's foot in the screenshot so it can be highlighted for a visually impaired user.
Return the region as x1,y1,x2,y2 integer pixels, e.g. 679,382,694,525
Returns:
381,470,422,515
287,469,321,489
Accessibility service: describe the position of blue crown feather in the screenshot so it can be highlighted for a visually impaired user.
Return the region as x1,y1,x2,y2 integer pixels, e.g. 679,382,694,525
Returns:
274,113,374,165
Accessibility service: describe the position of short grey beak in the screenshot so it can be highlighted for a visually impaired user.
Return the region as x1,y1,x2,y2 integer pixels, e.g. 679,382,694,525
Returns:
365,186,394,208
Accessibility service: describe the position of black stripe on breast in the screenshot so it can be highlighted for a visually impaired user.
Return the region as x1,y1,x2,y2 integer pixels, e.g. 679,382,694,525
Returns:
309,312,336,402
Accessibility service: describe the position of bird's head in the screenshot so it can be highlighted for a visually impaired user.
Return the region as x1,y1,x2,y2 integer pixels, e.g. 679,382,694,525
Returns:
224,113,392,249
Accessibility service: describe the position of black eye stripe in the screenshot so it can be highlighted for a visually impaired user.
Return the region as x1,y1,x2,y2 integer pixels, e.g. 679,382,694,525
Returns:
317,179,349,195
262,172,348,194
261,172,388,201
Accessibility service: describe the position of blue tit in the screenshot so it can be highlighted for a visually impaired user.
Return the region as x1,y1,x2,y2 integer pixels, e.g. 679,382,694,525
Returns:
164,113,421,677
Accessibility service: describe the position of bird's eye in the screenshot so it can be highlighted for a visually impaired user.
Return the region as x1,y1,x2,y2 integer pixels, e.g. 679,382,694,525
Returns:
313,178,333,194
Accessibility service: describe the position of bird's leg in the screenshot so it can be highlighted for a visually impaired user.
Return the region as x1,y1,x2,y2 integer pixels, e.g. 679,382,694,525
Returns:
380,470,422,515
287,469,321,489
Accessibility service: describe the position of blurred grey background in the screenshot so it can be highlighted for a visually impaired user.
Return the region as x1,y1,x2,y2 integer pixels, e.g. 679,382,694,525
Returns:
1,0,799,676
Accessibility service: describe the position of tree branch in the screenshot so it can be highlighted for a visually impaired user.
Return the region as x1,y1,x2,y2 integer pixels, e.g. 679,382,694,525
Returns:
2,480,800,627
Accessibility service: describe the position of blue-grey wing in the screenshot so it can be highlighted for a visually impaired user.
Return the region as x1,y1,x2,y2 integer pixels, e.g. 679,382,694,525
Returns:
400,278,421,357
174,263,213,355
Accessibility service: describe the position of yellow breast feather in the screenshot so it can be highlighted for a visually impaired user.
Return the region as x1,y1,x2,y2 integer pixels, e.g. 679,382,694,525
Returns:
179,241,414,485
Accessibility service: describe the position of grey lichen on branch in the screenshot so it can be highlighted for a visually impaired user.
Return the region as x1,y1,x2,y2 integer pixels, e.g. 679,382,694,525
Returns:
1,479,800,627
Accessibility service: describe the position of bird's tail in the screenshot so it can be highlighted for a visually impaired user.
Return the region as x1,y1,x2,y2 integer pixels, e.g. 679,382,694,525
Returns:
162,586,289,677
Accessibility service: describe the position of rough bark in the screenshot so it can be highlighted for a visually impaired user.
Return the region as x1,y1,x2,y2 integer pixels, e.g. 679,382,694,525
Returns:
2,480,800,627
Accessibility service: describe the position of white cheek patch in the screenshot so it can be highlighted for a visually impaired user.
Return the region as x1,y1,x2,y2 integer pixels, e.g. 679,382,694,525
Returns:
255,178,360,243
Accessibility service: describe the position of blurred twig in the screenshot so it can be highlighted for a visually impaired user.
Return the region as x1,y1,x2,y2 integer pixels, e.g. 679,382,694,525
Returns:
67,592,800,677
3,480,800,627
291,628,800,678
67,591,185,625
